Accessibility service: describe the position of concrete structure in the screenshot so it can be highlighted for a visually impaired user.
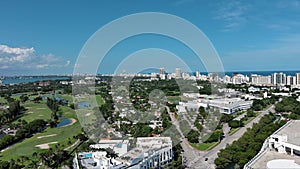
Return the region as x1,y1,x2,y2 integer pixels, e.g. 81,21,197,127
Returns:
76,137,173,169
175,68,181,78
272,72,286,86
119,137,173,169
176,100,207,113
90,139,130,156
251,74,272,85
297,73,300,85
244,120,300,169
248,86,260,93
208,98,253,114
76,151,125,169
232,74,248,84
286,75,297,86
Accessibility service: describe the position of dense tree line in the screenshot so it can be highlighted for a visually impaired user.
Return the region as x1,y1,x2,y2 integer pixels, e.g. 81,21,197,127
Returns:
251,95,278,111
0,100,23,125
215,113,285,169
0,119,47,150
275,96,300,115
0,79,70,96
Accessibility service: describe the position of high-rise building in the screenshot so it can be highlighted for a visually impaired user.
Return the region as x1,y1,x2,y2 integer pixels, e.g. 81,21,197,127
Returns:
196,71,200,78
175,68,181,78
232,74,247,84
272,72,286,85
251,74,271,85
286,75,297,86
297,73,300,85
159,68,165,75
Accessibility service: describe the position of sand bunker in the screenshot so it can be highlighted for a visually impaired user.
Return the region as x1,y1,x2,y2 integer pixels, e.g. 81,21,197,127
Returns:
37,134,57,139
35,142,58,149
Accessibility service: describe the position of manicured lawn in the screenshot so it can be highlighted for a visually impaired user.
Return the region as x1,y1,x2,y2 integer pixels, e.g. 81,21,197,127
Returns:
167,96,181,104
0,103,82,161
19,101,52,123
0,97,7,104
229,127,240,136
190,142,219,151
96,95,105,106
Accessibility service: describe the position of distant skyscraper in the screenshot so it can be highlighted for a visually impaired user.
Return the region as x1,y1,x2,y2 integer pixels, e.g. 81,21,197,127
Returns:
297,73,300,85
251,74,271,85
160,68,165,75
196,71,200,78
175,68,181,78
286,75,296,86
272,72,286,85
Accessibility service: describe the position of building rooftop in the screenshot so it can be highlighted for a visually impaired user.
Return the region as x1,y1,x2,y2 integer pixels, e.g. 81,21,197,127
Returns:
250,150,300,169
275,120,300,147
245,120,300,169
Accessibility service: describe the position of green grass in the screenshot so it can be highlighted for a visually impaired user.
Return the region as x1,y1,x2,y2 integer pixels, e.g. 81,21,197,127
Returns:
167,96,180,104
0,96,82,161
0,97,7,104
96,95,105,106
190,142,219,151
229,127,240,136
19,101,52,123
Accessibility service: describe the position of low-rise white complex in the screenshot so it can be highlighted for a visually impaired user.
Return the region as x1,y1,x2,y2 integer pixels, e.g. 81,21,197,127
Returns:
75,137,173,169
90,139,130,156
244,120,300,169
208,98,253,114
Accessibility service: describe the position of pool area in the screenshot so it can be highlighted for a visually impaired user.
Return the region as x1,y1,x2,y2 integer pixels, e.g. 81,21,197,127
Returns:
84,153,93,158
56,118,72,127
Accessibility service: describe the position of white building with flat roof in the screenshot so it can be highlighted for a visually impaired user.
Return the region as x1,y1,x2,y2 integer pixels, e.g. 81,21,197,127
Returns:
90,139,130,156
208,98,253,114
244,120,300,169
79,137,173,169
75,151,125,169
119,137,173,169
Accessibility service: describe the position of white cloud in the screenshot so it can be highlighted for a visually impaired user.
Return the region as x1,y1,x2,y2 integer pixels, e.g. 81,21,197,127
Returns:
64,60,71,67
0,45,34,55
36,64,49,69
0,44,69,72
213,0,250,31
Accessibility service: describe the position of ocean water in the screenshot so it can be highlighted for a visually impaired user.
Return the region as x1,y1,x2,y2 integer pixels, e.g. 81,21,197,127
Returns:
2,76,70,85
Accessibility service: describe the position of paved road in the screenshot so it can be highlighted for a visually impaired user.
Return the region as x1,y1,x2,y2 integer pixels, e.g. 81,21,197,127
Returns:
166,105,275,169
191,105,275,169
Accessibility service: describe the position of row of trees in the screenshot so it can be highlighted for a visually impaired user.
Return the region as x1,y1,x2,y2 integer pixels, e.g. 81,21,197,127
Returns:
275,96,300,115
252,95,278,111
215,113,285,169
0,119,47,150
0,100,23,125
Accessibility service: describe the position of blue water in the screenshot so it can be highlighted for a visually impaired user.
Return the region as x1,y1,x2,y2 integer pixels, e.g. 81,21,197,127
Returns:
77,101,91,109
56,118,72,127
84,153,93,158
2,76,69,85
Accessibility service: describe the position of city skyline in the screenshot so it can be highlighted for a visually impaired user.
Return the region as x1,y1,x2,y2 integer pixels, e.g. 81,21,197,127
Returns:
1,0,300,75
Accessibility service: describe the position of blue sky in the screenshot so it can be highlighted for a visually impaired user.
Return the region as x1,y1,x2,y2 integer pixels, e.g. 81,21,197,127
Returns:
1,0,300,75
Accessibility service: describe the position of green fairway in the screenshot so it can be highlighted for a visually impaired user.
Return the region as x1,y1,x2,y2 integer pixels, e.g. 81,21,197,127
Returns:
167,96,181,104
20,101,52,123
96,95,105,106
0,97,7,104
0,96,82,161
